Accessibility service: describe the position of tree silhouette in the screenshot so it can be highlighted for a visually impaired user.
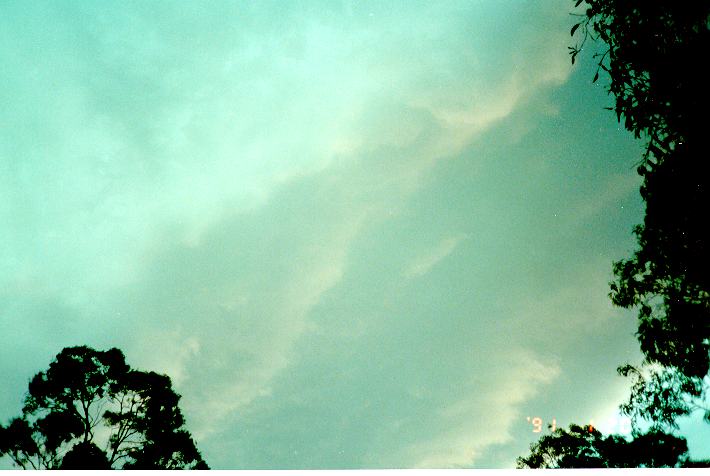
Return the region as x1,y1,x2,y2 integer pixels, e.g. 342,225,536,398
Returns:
60,442,112,470
517,2,710,468
517,424,688,468
570,0,710,429
0,346,208,470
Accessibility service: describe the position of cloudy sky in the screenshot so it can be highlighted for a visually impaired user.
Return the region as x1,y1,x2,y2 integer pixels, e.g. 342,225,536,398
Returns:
1,0,708,469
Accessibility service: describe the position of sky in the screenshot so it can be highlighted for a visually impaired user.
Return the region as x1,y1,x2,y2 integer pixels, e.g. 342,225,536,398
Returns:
1,0,708,469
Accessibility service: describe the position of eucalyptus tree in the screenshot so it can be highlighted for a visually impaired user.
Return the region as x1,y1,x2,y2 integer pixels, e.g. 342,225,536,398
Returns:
571,0,710,429
517,424,688,468
0,346,208,469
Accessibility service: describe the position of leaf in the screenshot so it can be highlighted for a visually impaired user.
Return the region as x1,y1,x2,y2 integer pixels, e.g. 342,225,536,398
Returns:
571,23,581,36
575,0,584,6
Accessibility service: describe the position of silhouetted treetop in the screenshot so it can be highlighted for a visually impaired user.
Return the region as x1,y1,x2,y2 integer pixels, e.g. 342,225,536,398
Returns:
0,346,208,470
517,424,689,468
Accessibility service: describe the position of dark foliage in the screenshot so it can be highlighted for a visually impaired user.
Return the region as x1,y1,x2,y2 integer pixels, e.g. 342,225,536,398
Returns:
617,364,708,431
516,424,689,468
60,442,112,470
518,1,710,468
0,346,208,470
571,0,710,428
570,1,710,159
517,2,710,468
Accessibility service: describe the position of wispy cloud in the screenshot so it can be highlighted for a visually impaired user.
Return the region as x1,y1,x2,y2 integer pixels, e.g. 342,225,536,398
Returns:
407,350,560,468
403,235,468,279
2,0,639,470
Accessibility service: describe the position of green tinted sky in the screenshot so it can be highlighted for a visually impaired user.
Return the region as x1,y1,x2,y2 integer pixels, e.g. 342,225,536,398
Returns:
1,0,707,469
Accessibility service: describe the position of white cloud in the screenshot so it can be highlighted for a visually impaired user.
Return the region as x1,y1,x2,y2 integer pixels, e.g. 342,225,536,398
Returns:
404,235,468,279
565,172,641,229
1,0,592,469
382,349,561,468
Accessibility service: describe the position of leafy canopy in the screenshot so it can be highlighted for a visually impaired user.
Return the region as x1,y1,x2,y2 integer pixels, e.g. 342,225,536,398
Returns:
571,0,710,428
518,1,710,468
516,424,688,469
0,346,208,470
